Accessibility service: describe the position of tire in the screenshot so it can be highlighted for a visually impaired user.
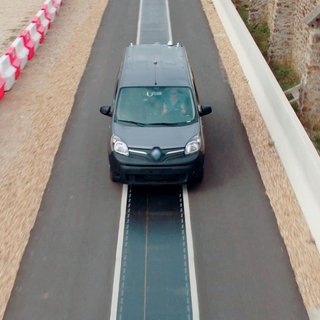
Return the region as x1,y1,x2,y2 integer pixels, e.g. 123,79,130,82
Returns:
110,170,118,182
189,166,204,185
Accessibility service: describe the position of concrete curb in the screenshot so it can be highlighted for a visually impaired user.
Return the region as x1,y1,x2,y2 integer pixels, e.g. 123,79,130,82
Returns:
212,0,320,252
308,308,320,320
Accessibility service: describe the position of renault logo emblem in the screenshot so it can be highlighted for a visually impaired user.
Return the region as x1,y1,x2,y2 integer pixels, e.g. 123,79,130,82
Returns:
151,147,162,161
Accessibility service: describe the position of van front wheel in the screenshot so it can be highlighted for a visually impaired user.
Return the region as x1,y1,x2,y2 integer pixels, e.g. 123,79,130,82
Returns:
189,167,204,185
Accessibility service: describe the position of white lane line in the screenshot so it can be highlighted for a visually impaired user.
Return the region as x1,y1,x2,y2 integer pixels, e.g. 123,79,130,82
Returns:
109,184,128,320
143,195,150,320
183,184,200,320
165,0,173,43
136,0,144,44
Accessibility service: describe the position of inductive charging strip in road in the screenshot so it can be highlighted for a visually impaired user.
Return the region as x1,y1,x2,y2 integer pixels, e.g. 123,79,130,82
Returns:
110,185,199,320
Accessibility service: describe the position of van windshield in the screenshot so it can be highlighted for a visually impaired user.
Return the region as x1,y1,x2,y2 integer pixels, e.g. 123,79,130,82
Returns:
115,87,197,126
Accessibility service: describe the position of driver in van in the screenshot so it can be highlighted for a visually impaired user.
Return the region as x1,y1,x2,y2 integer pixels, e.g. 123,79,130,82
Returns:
162,88,187,116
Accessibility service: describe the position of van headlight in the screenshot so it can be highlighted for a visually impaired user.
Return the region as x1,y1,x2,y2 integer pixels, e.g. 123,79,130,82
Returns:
185,135,201,155
111,135,129,156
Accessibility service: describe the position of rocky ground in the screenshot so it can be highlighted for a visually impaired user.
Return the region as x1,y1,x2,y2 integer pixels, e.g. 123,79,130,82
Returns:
0,0,319,318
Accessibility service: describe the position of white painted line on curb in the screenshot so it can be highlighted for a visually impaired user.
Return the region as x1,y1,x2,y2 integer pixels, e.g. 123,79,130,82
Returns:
109,184,128,320
183,185,200,320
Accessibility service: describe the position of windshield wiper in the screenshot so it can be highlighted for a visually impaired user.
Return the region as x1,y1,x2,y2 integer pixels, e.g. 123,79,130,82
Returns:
117,119,146,126
146,122,185,126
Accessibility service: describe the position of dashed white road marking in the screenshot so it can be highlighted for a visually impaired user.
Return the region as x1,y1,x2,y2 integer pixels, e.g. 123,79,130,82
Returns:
183,185,200,320
179,189,192,320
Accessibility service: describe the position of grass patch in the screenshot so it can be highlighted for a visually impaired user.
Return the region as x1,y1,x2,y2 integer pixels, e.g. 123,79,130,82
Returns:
315,134,320,151
235,3,300,92
269,63,300,91
248,23,270,58
291,102,300,113
235,4,270,58
237,4,249,23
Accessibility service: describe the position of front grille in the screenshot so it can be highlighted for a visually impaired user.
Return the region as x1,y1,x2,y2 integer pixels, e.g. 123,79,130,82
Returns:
128,147,185,162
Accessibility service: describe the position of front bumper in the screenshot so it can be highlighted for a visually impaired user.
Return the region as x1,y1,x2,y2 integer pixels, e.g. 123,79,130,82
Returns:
109,151,204,185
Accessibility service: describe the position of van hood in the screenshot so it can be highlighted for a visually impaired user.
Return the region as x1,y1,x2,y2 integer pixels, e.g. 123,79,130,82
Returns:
113,122,200,149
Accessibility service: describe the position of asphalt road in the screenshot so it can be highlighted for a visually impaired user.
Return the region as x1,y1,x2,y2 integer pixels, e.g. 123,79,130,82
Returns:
4,0,308,319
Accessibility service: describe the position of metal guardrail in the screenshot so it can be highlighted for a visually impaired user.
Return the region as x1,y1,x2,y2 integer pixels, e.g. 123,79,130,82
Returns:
212,0,320,251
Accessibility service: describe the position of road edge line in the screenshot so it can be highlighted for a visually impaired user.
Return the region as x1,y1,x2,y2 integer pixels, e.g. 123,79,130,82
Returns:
109,184,128,320
165,0,173,43
136,0,144,44
183,185,200,320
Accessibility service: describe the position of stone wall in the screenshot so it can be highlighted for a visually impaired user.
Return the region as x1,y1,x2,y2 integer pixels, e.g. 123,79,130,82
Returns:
244,0,320,132
300,28,320,131
269,0,298,64
293,0,320,74
247,0,320,72
267,0,275,27
248,0,269,23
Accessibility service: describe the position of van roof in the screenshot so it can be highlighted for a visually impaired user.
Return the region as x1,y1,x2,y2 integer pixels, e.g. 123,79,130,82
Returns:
119,43,192,88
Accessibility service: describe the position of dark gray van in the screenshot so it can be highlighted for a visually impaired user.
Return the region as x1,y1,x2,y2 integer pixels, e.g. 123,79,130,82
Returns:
100,43,212,185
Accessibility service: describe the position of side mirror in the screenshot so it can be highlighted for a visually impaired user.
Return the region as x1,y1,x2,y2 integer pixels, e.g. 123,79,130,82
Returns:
100,106,113,117
199,106,212,117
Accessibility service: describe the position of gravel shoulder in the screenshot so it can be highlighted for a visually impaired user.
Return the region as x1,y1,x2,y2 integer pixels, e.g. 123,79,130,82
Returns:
0,0,319,318
0,0,44,54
